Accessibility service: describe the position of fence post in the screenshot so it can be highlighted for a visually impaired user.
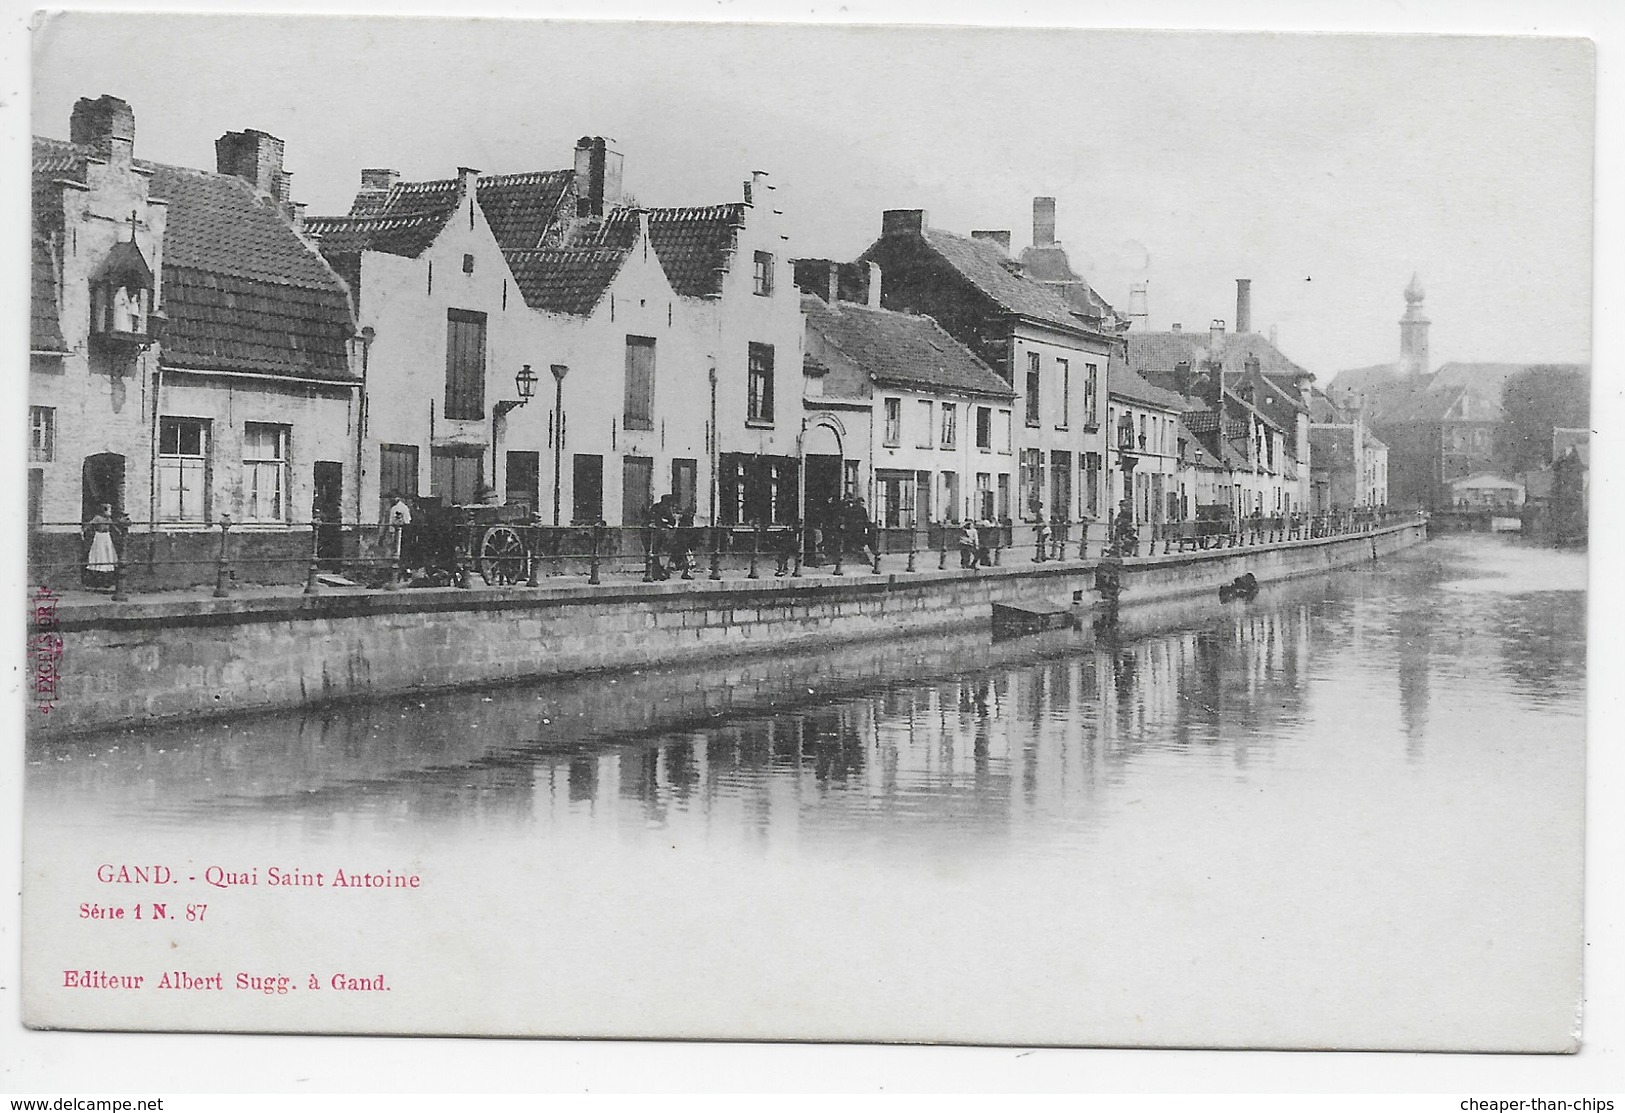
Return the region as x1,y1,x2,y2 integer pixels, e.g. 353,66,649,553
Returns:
589,523,603,585
747,522,761,579
304,518,322,595
994,524,1004,566
212,515,233,598
937,524,948,570
526,524,541,586
832,524,845,577
1034,523,1046,563
111,551,129,602
709,526,723,581
792,526,803,578
643,526,658,583
1079,522,1089,561
872,525,883,574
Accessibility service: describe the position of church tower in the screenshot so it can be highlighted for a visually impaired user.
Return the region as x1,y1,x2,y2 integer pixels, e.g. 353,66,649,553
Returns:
1398,272,1430,378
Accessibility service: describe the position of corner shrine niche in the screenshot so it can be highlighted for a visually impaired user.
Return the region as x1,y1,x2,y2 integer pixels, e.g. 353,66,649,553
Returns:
89,213,156,354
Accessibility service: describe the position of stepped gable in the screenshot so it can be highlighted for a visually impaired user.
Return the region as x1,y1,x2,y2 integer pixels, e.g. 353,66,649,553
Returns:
311,169,574,259
919,227,1087,334
594,204,748,299
31,135,355,381
503,247,630,316
801,295,1013,398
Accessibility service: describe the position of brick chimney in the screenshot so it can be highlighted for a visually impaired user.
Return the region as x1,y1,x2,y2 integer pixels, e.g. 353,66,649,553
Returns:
216,129,287,199
1127,281,1148,331
971,230,1011,253
71,95,135,166
1235,278,1252,334
866,261,882,309
1033,197,1056,246
573,136,623,219
882,210,927,237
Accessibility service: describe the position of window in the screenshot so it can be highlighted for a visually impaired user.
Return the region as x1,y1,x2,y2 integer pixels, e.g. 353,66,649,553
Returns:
940,471,961,522
462,253,475,274
975,473,993,520
242,423,290,522
445,309,487,420
1083,364,1098,426
747,343,775,424
753,251,775,297
1083,453,1102,517
622,336,656,431
1057,359,1070,429
158,417,209,522
1139,414,1148,449
505,451,540,514
622,455,654,525
572,454,604,524
999,410,1012,453
430,446,483,505
29,406,54,462
1025,352,1041,426
1019,448,1045,519
940,403,957,449
379,444,419,520
1050,451,1072,520
876,469,917,529
917,400,935,448
997,474,1011,520
976,406,992,451
883,397,902,446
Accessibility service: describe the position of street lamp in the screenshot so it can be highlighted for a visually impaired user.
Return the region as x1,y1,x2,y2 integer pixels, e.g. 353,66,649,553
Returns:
550,364,568,525
515,363,538,405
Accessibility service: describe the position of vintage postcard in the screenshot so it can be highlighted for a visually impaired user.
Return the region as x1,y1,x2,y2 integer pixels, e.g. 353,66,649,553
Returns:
18,11,1594,1056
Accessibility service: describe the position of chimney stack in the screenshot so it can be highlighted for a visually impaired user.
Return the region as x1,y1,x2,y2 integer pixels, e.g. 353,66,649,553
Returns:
1235,278,1252,334
1127,281,1149,331
71,95,136,166
866,261,883,309
1033,197,1056,246
827,262,839,305
971,229,1011,253
573,136,623,219
882,209,927,237
1210,319,1226,349
360,168,400,192
216,129,287,198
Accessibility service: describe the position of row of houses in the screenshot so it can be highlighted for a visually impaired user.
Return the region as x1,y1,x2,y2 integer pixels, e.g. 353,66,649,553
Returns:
30,95,1387,581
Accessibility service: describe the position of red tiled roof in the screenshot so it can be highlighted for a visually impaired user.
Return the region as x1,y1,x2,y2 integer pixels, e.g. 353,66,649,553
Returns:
917,228,1088,334
311,170,574,259
1017,242,1125,326
802,295,1014,399
1126,329,1314,384
503,247,629,316
31,136,356,381
31,233,67,353
1109,360,1187,411
594,205,747,299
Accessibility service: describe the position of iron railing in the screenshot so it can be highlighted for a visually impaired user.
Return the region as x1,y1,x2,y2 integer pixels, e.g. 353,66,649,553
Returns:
27,507,1421,597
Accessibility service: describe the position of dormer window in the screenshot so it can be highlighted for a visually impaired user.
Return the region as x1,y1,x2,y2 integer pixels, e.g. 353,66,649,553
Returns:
90,232,155,347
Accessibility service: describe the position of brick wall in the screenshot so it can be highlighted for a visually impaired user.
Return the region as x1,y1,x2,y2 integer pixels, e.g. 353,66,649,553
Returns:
34,522,1426,733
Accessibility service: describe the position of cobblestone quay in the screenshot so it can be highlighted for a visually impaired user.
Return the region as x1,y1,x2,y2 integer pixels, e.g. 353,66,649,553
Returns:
32,520,1425,733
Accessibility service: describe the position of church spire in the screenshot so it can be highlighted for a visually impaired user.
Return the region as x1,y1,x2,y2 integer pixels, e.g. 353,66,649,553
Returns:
1399,272,1430,378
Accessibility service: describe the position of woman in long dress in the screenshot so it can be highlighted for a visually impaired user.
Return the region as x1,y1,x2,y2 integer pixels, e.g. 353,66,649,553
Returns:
84,503,119,590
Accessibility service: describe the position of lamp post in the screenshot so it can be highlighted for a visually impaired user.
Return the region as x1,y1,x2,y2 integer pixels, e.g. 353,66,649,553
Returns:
550,364,568,526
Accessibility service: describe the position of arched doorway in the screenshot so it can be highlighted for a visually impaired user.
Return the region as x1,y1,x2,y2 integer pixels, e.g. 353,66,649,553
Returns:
801,419,845,566
81,453,126,521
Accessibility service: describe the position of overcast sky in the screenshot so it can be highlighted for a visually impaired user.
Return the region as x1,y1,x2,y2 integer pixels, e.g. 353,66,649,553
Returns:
27,12,1595,376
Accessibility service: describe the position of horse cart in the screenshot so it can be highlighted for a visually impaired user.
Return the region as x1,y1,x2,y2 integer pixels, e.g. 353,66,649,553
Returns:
400,500,536,586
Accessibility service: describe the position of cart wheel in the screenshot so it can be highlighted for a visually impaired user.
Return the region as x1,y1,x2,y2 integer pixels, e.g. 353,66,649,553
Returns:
479,526,526,585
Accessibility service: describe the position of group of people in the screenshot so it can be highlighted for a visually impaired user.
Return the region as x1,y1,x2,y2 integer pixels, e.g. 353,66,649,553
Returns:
647,495,700,580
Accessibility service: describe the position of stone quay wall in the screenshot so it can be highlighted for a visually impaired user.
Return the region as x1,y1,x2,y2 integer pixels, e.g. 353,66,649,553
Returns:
33,521,1426,734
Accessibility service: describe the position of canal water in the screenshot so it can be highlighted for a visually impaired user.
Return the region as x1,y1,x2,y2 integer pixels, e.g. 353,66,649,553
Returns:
24,533,1586,1050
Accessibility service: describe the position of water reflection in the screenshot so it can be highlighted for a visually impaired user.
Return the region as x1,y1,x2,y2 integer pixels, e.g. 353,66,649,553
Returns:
28,535,1584,863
